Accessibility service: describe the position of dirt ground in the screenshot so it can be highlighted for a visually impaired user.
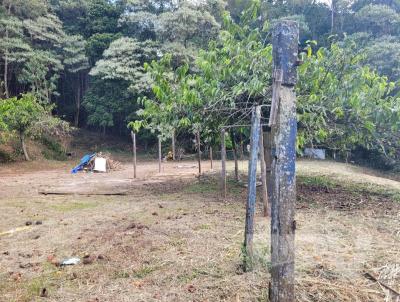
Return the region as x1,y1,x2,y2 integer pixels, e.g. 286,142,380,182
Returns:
0,159,399,302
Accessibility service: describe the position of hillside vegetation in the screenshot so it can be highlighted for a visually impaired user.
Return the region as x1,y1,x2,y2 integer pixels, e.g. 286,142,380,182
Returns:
0,0,399,169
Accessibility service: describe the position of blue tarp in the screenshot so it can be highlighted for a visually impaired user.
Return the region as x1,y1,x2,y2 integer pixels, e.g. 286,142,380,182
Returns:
71,153,96,174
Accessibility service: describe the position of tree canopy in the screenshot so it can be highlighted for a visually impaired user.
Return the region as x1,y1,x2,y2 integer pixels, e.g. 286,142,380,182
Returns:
0,0,399,168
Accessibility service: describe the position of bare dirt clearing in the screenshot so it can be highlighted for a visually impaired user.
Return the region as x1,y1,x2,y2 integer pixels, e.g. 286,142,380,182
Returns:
0,160,399,302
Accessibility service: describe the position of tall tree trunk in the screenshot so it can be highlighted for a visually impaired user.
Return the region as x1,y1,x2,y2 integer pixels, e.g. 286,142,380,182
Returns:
74,73,81,127
20,131,30,161
331,0,337,33
3,3,12,98
4,53,9,98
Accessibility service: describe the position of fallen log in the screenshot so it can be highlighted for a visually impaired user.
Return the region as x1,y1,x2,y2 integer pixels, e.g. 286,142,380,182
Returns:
39,191,128,196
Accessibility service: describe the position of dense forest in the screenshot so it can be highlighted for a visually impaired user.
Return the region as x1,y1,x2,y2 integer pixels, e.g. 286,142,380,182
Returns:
0,0,399,168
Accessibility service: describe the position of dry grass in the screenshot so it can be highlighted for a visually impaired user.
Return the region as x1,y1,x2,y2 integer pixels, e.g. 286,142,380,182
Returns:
0,160,399,302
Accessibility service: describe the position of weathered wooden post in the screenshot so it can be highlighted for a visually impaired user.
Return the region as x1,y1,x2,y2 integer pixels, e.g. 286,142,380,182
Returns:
196,131,201,175
269,21,299,302
172,129,176,161
259,127,269,217
210,146,213,170
158,136,162,173
230,131,239,182
264,130,274,205
244,106,261,270
221,129,227,198
130,131,137,179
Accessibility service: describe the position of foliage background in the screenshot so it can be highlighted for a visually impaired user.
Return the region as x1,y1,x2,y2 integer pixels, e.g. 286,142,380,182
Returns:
0,0,399,167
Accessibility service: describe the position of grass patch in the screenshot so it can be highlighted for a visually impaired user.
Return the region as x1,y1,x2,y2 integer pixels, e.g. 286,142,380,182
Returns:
18,263,62,301
298,175,400,202
50,201,97,212
184,177,243,196
298,175,336,188
227,178,245,195
113,270,130,279
193,224,211,231
184,181,218,194
132,264,160,279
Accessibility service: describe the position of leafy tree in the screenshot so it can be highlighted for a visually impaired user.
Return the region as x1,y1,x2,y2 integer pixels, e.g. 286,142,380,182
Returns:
0,16,31,98
84,0,124,37
138,1,273,147
0,93,46,160
17,49,63,103
62,34,89,126
363,36,400,81
50,0,88,34
355,4,400,36
297,42,400,164
156,2,221,48
83,79,137,134
138,0,400,168
88,36,157,102
2,0,48,19
85,32,121,65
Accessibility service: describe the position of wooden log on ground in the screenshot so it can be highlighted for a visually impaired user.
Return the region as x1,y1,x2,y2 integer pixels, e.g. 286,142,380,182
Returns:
39,191,128,196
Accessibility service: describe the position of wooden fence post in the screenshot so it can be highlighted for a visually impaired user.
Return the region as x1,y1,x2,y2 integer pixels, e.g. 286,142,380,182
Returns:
210,146,213,170
172,129,176,161
230,131,239,182
259,127,269,217
196,131,201,175
269,21,299,302
158,136,162,173
221,129,227,198
244,106,261,270
130,131,137,179
264,130,273,209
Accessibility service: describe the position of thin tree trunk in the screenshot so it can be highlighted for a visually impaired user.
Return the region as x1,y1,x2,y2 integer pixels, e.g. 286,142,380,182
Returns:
20,131,30,161
331,0,336,33
74,73,81,127
3,3,11,98
4,53,9,98
4,25,9,98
